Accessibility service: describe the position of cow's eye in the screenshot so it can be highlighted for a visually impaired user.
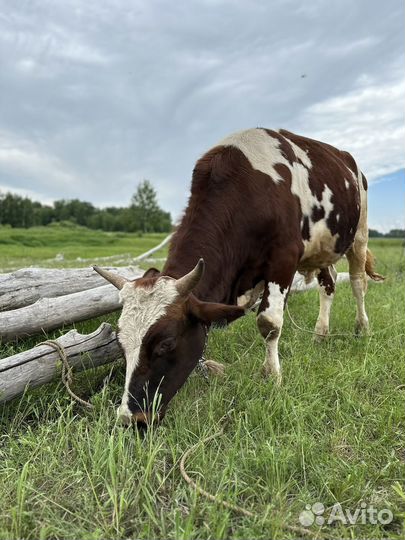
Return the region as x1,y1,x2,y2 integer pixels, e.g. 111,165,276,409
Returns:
153,337,176,358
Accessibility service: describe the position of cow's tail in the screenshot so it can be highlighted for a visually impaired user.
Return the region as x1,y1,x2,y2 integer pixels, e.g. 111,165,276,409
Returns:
365,248,385,281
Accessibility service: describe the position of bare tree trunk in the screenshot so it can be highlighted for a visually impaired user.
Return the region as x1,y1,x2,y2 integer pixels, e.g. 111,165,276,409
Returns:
0,323,121,403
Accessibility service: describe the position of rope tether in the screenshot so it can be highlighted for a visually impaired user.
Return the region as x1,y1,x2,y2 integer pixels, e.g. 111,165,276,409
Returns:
179,415,318,537
38,340,94,409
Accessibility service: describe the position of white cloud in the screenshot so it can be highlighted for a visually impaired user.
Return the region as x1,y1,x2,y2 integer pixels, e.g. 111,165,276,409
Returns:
0,131,83,194
297,78,405,180
0,0,403,221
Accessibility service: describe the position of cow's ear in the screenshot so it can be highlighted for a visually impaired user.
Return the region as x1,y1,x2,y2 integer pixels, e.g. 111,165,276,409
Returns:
189,297,245,325
142,267,161,278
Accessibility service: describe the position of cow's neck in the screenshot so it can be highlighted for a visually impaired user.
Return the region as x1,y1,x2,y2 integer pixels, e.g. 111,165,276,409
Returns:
163,237,237,304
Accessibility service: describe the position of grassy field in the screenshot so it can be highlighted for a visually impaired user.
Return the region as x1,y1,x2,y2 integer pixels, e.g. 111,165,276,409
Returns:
0,227,404,539
0,224,168,271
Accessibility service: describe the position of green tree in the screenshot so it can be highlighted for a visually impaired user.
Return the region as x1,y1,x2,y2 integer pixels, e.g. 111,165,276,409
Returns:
0,184,171,233
385,229,405,238
131,180,164,233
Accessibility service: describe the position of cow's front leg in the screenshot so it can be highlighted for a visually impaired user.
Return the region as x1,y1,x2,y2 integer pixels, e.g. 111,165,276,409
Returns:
256,261,297,384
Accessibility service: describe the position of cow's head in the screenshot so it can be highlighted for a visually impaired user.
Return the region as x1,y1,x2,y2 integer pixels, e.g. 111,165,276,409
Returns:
94,260,245,426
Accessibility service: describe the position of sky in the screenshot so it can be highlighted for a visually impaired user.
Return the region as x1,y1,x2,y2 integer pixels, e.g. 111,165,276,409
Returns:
0,0,404,232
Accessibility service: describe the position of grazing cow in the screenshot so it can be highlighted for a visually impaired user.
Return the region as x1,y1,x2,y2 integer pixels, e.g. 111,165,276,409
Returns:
94,128,383,426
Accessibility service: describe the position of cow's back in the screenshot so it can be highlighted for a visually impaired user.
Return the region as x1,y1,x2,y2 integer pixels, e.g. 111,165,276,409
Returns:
191,128,363,273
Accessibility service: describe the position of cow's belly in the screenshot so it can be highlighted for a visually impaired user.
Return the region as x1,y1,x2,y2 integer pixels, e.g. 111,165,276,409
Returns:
297,220,341,272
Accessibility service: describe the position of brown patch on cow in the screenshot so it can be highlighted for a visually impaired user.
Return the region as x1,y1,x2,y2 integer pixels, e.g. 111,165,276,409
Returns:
165,143,303,302
264,129,296,165
302,216,310,240
257,312,280,339
317,267,335,295
273,162,292,187
361,173,368,191
142,267,161,279
298,251,341,272
311,206,325,222
133,275,160,289
340,150,358,176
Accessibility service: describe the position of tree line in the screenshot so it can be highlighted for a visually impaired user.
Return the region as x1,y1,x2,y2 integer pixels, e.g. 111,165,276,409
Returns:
369,229,405,238
0,180,172,233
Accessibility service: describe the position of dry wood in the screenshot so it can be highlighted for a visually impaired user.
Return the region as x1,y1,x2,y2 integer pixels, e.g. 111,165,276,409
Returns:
0,233,172,312
131,233,172,262
0,266,140,312
0,271,352,343
0,283,126,342
0,323,121,403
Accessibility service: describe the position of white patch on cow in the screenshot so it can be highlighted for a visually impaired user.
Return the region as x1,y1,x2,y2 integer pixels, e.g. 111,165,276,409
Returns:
336,213,340,222
219,128,341,271
314,267,337,339
265,282,286,328
116,278,179,420
296,182,340,269
282,135,312,169
345,179,350,190
218,128,287,183
258,281,287,383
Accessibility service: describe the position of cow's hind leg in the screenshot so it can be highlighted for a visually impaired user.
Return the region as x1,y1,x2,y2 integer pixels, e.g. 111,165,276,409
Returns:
256,252,298,383
314,265,337,341
346,240,369,334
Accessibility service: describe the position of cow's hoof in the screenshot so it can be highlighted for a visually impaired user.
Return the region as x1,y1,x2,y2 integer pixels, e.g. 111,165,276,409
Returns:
261,365,282,385
314,326,329,342
354,319,369,336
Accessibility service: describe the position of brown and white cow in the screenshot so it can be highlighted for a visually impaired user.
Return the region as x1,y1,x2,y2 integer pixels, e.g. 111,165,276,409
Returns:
94,128,383,426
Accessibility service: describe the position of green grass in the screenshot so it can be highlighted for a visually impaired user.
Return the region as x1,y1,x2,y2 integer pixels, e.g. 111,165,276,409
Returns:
0,224,168,271
0,233,404,539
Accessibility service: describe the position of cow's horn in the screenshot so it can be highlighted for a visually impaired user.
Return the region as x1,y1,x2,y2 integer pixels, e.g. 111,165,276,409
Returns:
93,266,128,290
175,258,205,296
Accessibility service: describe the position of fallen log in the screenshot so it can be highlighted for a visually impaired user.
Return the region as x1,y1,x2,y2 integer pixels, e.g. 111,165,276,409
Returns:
0,234,172,312
132,233,172,262
0,271,352,343
0,283,126,343
0,266,140,312
0,273,363,403
0,323,121,403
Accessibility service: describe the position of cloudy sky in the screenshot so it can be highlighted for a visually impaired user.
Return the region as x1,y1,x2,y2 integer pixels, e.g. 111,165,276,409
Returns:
0,0,404,231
